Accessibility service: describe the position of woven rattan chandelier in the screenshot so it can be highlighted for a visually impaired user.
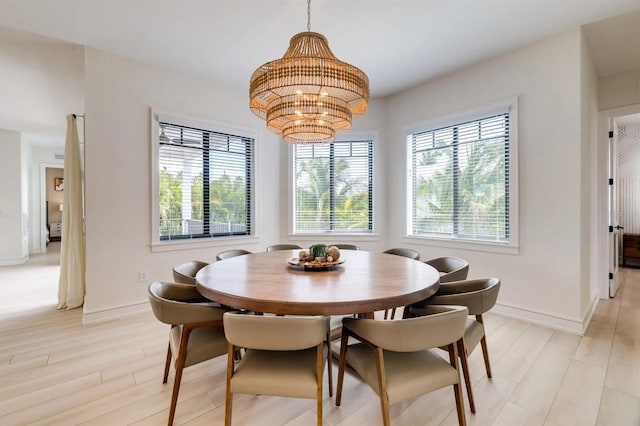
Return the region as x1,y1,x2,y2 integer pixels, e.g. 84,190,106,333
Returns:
249,0,369,144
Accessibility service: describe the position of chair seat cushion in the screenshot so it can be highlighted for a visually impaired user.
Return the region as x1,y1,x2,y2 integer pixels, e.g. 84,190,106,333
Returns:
345,343,459,405
230,347,324,399
170,325,228,367
463,318,485,354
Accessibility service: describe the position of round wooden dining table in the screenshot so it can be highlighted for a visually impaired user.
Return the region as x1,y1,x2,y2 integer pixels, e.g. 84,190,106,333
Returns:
195,250,440,316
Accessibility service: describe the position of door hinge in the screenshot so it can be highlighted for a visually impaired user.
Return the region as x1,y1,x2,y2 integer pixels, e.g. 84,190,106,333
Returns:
609,130,614,138
609,272,614,280
609,178,614,185
609,225,614,232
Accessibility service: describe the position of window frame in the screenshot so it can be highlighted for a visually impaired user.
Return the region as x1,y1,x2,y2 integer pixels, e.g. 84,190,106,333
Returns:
151,110,258,252
403,98,519,254
288,132,380,241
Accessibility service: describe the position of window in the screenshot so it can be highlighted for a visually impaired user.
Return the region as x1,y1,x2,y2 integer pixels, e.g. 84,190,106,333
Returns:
156,117,254,241
407,103,515,245
293,140,373,233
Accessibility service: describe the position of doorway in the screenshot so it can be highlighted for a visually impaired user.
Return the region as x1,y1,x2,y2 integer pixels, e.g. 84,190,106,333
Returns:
38,163,63,253
598,104,640,299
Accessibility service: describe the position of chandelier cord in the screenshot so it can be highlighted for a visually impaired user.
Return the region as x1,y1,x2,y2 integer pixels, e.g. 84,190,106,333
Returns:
307,0,311,31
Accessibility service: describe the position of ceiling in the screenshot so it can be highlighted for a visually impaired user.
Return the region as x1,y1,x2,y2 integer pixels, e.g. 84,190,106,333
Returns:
1,0,639,144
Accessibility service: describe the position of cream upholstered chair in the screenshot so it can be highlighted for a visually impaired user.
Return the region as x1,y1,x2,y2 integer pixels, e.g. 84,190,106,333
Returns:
266,243,302,252
424,256,469,283
223,312,331,426
328,243,360,250
148,281,230,425
216,249,252,261
382,248,421,319
336,306,469,426
406,278,501,413
172,260,209,285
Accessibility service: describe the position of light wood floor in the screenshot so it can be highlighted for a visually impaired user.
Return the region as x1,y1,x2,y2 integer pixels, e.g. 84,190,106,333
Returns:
1,245,639,425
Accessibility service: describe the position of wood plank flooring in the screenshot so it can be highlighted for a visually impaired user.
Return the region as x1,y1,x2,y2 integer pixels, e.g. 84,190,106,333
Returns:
1,243,639,425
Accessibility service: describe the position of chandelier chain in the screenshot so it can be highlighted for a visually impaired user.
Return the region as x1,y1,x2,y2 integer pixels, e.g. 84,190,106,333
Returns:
307,0,311,31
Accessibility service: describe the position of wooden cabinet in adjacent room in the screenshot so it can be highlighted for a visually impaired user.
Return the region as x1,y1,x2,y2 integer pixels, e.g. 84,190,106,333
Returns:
623,233,640,267
50,222,62,241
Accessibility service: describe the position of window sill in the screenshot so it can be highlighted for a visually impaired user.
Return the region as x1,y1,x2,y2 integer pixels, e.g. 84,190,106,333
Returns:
151,235,260,253
289,233,381,242
403,235,519,255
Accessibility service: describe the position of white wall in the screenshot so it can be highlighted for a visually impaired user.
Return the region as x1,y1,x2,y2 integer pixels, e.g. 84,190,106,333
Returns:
0,28,84,145
83,48,283,318
0,129,27,264
599,68,640,111
385,30,588,331
580,31,599,320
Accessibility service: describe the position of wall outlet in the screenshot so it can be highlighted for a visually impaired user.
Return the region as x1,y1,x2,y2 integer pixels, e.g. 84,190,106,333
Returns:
138,271,148,282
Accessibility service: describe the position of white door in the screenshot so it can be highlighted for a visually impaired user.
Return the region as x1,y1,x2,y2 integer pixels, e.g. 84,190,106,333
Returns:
608,120,621,297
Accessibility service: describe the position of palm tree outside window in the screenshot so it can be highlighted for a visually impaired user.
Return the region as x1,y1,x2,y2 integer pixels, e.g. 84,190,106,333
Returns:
293,140,373,233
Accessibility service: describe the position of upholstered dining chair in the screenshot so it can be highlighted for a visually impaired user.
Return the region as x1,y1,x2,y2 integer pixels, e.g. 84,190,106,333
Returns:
148,281,230,426
223,312,331,426
382,247,421,260
328,243,360,250
424,256,469,283
266,243,302,252
336,306,469,426
382,248,421,319
405,277,501,414
172,260,209,285
216,249,252,261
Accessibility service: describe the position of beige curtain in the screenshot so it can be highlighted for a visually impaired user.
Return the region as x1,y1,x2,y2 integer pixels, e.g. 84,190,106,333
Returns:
57,114,85,309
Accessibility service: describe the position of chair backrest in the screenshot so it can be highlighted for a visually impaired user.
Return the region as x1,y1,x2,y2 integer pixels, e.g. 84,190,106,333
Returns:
383,248,420,260
223,312,329,350
266,244,302,252
148,281,226,325
216,249,252,261
343,305,467,352
172,260,209,285
424,256,469,283
328,244,360,250
428,278,501,315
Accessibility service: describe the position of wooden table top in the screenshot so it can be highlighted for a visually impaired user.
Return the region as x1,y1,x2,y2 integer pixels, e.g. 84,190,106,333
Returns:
195,250,440,315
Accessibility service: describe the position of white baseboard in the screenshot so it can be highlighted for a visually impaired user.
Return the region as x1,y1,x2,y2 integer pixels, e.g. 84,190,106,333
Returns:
0,254,29,266
581,296,599,335
82,300,151,325
492,302,586,335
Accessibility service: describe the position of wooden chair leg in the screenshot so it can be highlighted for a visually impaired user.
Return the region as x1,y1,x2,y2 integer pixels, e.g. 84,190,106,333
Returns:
326,332,333,397
476,315,492,378
480,335,492,378
163,342,172,384
453,382,467,426
316,343,324,426
225,343,235,426
168,327,192,426
169,353,186,425
335,330,350,406
383,308,396,320
374,347,390,426
449,342,467,426
457,339,475,413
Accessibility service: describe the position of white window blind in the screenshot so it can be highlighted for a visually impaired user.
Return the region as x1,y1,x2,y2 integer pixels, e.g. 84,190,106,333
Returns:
294,140,373,233
408,113,510,243
158,121,253,240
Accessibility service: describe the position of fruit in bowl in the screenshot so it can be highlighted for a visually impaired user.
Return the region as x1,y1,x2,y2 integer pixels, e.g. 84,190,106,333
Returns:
297,244,341,264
